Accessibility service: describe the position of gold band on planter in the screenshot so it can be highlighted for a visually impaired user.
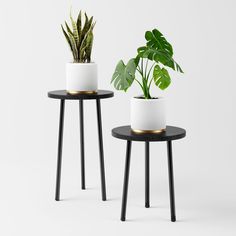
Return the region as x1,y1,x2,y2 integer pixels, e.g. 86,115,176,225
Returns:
131,128,166,134
67,90,97,95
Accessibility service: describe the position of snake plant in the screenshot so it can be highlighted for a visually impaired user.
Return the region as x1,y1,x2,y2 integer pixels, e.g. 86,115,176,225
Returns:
61,10,96,63
111,28,183,99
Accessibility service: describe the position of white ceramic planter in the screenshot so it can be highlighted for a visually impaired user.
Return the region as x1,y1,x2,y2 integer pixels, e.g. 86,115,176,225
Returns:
66,62,98,94
131,97,166,133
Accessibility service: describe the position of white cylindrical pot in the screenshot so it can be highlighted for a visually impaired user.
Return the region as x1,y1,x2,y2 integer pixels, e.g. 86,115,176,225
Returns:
66,62,98,94
131,97,166,133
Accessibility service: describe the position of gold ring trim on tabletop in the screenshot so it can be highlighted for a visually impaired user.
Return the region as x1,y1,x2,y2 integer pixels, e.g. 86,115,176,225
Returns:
131,128,166,134
67,90,97,95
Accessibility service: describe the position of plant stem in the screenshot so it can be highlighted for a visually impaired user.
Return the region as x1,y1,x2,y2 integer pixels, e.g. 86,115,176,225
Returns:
137,60,152,99
141,76,151,99
137,64,144,76
134,78,144,90
148,77,154,90
141,58,144,75
145,59,148,79
147,63,155,80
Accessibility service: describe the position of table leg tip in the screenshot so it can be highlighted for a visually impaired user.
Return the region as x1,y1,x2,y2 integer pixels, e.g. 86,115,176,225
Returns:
120,217,126,222
171,216,176,222
145,203,150,208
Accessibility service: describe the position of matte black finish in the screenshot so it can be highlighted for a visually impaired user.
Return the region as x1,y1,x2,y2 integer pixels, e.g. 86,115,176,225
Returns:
96,99,107,201
167,141,176,222
121,141,132,221
112,125,186,142
112,125,186,221
48,89,113,201
48,90,114,100
145,142,150,208
79,100,85,190
55,99,65,201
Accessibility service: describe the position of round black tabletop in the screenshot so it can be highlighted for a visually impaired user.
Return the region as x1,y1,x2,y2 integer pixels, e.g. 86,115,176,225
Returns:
48,90,114,100
112,126,186,142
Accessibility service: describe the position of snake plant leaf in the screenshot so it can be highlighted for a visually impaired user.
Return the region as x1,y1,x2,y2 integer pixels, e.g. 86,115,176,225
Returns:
79,46,86,62
85,22,96,62
77,10,82,35
70,12,79,45
145,29,173,56
62,10,95,63
79,29,92,62
65,21,73,35
80,13,89,41
85,31,93,62
137,46,183,73
111,59,136,91
88,16,94,29
61,25,73,52
153,65,171,90
80,22,93,51
68,32,78,61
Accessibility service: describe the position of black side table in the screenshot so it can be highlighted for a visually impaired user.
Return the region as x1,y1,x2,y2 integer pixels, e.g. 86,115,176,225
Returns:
48,90,114,201
112,125,186,221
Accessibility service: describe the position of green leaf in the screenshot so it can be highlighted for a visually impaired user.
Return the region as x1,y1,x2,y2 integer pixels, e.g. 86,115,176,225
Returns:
153,65,171,90
79,44,87,62
70,12,79,46
111,59,137,91
79,23,94,61
62,10,95,62
134,55,140,66
145,29,173,56
137,46,183,73
65,21,73,35
68,32,78,61
77,10,82,35
61,25,73,52
80,13,89,41
85,30,93,62
176,63,183,73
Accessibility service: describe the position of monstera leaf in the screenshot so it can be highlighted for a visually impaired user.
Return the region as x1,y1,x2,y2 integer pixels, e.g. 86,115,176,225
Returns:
145,29,173,56
153,65,171,90
111,59,137,91
137,46,183,73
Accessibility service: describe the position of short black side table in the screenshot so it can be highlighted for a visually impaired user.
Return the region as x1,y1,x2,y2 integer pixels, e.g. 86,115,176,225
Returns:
112,125,186,221
48,90,114,201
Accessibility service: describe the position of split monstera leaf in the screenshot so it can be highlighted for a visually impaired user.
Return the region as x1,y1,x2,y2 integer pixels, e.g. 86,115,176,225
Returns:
111,28,183,99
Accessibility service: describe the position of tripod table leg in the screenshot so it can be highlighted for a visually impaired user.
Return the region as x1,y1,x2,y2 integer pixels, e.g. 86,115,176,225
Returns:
96,99,107,201
121,140,132,221
167,141,176,222
55,99,65,201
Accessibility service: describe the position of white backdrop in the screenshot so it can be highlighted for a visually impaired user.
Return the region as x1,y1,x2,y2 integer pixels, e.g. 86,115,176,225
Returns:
0,0,235,235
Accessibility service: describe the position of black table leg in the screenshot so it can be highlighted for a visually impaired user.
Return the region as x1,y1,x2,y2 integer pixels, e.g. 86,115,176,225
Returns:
167,141,176,222
96,99,107,201
145,141,150,208
55,99,65,201
79,100,85,190
121,140,132,221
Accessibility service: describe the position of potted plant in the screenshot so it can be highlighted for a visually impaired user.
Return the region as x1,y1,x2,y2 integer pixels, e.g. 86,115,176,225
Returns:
111,28,183,133
61,10,97,94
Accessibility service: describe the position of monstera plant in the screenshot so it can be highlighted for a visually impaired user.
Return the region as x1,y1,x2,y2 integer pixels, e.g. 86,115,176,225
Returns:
111,28,183,99
62,10,98,94
111,28,183,133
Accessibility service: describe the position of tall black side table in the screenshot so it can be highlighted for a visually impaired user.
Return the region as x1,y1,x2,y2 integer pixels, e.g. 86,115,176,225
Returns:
48,90,114,201
112,125,186,221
